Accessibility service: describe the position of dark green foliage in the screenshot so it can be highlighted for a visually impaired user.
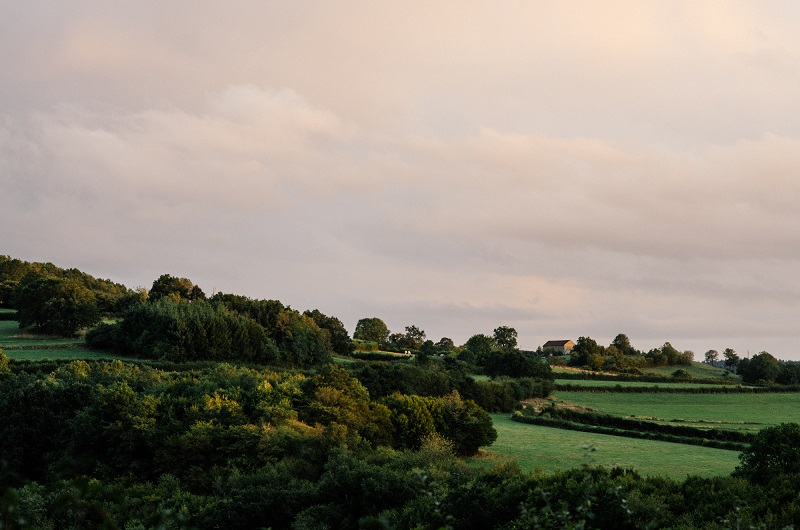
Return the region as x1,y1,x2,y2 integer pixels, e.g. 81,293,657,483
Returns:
388,324,427,351
611,333,637,356
723,347,740,369
492,325,518,352
353,317,390,343
569,336,604,367
483,349,553,379
737,351,781,384
1,256,134,316
304,308,353,356
459,333,495,365
100,299,278,363
300,364,394,448
349,361,552,413
672,368,692,380
148,273,206,302
530,405,753,445
381,391,496,455
5,358,800,528
212,293,333,367
734,422,800,483
644,342,694,367
15,272,101,336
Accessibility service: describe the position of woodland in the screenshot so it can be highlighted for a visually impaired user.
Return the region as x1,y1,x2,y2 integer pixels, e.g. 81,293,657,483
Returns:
2,255,800,529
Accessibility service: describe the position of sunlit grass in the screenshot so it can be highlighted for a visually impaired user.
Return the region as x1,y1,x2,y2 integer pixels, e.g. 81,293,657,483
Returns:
472,413,741,479
553,391,800,430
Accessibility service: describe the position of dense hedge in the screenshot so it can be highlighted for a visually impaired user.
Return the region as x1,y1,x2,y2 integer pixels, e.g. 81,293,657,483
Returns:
554,383,800,393
349,361,553,413
511,413,749,451
538,406,754,444
554,371,740,385
0,311,17,321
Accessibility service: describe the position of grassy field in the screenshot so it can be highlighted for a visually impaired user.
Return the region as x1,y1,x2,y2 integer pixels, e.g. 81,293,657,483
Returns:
641,362,736,380
0,319,126,361
552,361,739,382
475,413,741,479
553,391,800,431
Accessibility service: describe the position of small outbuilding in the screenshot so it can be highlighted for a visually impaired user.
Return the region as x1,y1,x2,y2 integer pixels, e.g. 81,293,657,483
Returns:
542,340,575,356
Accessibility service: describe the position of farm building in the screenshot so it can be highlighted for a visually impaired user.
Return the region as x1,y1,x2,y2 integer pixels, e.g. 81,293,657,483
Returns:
542,339,575,356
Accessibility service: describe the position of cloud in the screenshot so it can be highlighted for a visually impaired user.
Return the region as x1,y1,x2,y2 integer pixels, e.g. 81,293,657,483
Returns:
4,3,800,356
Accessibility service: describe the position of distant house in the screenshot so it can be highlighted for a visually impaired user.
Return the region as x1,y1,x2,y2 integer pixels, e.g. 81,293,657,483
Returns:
542,340,575,356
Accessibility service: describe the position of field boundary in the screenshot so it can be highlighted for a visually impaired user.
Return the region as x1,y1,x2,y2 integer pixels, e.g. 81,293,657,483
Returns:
554,382,800,394
510,412,748,451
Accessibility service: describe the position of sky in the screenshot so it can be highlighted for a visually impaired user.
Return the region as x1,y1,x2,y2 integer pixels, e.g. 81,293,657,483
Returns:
3,1,800,358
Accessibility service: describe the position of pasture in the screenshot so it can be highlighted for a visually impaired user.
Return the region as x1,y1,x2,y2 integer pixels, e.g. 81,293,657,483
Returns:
553,390,800,431
479,413,741,479
0,319,124,361
641,362,736,380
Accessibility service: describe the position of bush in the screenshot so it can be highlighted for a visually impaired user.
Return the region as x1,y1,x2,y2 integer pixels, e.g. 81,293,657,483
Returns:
734,423,800,483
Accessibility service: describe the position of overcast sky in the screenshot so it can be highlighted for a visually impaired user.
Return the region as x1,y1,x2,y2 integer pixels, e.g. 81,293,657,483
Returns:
3,1,800,358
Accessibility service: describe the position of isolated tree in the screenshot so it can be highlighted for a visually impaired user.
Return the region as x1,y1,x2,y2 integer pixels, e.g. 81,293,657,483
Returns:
704,349,719,364
353,317,389,344
611,333,636,355
493,326,518,352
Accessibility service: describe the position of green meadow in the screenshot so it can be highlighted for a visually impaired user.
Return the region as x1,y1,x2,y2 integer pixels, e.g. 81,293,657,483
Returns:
480,413,741,479
642,362,738,380
553,390,800,431
0,319,125,361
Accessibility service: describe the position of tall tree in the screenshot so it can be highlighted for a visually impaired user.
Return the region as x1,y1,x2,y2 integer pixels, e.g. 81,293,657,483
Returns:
353,317,389,344
493,326,518,352
723,348,740,370
704,349,719,364
459,334,495,365
611,333,636,355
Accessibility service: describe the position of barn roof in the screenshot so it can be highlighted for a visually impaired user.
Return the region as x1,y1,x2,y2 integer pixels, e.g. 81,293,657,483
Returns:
543,340,574,347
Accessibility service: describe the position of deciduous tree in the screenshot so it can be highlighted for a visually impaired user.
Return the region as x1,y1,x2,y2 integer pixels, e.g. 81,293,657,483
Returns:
353,317,389,344
704,349,719,364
